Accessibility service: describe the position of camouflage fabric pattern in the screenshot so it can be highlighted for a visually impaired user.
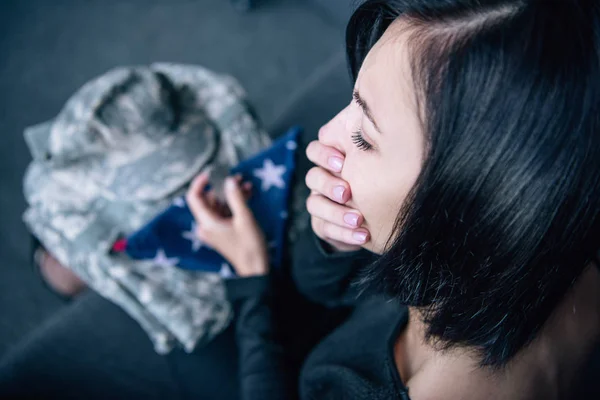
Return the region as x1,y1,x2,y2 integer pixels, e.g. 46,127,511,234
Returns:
22,63,271,353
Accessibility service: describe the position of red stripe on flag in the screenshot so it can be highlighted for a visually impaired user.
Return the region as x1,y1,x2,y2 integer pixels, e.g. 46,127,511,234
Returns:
112,238,127,253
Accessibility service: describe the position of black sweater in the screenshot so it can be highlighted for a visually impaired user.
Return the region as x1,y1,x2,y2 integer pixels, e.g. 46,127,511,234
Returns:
225,232,412,400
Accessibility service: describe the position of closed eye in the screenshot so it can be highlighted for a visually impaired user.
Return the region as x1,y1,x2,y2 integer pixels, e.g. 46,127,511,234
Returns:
351,128,374,151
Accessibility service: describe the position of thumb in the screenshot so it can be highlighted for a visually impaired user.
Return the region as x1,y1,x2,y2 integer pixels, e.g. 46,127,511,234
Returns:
186,172,220,226
224,177,251,218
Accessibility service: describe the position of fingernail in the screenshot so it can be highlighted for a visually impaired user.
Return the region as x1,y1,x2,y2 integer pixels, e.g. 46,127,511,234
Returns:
328,156,343,172
344,213,359,227
333,186,345,202
352,231,368,243
225,178,236,190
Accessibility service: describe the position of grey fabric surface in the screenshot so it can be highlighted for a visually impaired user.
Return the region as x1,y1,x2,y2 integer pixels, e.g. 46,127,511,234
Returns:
0,0,347,357
308,0,358,27
0,291,188,399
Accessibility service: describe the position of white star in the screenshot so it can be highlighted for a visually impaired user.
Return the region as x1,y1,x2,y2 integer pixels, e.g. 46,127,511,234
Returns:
219,263,235,279
172,197,186,207
286,140,297,150
253,159,287,191
182,222,204,252
152,248,180,268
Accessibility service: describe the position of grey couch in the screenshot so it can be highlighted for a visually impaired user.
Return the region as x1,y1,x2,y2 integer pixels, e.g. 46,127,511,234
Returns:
0,0,597,397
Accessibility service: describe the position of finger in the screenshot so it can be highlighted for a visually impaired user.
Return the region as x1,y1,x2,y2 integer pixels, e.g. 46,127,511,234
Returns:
194,225,210,243
208,190,230,217
218,200,232,217
306,193,365,229
224,177,251,218
231,175,252,200
186,173,220,225
209,197,230,217
206,190,218,210
188,171,210,198
306,140,345,174
242,182,253,201
311,217,369,245
305,166,351,204
322,237,363,252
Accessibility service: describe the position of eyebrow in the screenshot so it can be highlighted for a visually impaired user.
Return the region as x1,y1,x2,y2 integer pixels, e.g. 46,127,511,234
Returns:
353,90,383,134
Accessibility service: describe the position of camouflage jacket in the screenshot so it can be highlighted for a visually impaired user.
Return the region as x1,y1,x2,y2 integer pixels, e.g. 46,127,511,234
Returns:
23,63,271,353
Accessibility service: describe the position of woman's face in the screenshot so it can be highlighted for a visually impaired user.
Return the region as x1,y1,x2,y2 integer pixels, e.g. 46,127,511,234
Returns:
318,21,425,254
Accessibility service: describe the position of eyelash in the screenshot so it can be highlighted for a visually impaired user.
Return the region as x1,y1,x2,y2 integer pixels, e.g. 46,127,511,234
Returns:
351,128,374,152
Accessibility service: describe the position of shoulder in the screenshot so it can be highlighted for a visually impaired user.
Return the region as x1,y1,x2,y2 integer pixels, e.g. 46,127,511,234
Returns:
300,299,409,399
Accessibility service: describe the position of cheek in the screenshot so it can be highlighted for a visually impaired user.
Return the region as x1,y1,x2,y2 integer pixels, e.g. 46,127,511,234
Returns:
343,155,418,254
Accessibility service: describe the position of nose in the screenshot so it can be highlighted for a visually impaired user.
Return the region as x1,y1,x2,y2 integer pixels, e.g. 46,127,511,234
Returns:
318,104,354,155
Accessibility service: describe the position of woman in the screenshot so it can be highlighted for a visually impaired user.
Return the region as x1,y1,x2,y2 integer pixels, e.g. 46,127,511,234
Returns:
186,0,600,398
1,0,599,398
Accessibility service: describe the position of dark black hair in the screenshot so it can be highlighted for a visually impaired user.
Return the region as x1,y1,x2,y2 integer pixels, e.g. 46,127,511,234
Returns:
347,0,600,367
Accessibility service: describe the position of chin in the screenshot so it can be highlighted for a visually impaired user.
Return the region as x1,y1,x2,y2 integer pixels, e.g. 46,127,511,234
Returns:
359,221,384,255
361,240,383,255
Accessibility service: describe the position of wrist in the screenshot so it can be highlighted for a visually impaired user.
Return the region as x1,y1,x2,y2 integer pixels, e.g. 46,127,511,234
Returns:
235,255,269,277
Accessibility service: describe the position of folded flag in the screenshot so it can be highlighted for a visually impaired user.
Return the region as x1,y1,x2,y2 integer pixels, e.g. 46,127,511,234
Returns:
112,126,301,278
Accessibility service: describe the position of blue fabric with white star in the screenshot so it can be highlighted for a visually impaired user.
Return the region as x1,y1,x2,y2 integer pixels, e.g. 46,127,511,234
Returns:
121,126,300,278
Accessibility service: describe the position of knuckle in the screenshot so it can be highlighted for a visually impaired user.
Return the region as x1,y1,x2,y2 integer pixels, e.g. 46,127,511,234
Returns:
310,217,322,236
315,142,327,162
343,228,355,243
305,195,316,214
335,207,346,223
321,222,336,240
195,226,208,239
201,220,215,232
305,167,319,189
306,141,318,160
307,143,323,162
316,169,328,188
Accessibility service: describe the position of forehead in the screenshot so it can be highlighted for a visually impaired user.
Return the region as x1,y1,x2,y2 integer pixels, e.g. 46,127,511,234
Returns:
355,20,420,134
361,19,410,72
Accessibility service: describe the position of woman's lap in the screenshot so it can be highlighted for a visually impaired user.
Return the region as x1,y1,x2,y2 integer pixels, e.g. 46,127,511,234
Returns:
0,290,239,400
